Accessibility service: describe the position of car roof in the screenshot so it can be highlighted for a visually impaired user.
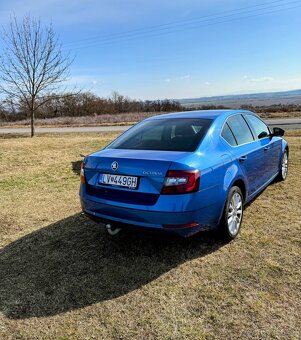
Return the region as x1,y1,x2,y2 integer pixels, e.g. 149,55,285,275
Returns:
146,109,254,120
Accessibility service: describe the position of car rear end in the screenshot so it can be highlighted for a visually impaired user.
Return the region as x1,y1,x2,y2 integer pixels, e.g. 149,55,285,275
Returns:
79,116,219,236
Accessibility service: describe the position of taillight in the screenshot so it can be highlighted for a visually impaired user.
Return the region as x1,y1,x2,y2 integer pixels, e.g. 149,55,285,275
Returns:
161,170,200,194
80,162,85,183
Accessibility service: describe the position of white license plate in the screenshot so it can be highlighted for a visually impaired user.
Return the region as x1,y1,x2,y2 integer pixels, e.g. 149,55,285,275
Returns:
99,173,138,189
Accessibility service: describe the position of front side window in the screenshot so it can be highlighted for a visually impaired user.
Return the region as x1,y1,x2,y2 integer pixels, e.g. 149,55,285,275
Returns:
245,114,270,139
227,114,254,145
107,118,212,152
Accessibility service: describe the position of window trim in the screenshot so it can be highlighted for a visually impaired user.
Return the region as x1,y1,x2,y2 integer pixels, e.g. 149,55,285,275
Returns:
220,113,258,148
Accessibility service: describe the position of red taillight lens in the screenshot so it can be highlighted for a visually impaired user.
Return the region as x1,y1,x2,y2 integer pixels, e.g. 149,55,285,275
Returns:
161,170,200,194
80,162,85,183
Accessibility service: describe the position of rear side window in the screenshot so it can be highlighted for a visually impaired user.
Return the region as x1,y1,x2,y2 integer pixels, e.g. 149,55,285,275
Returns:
245,114,270,139
227,114,254,145
107,118,212,152
221,123,237,146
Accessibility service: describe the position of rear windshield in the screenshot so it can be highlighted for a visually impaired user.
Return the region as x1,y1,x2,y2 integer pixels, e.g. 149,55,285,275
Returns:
107,118,212,152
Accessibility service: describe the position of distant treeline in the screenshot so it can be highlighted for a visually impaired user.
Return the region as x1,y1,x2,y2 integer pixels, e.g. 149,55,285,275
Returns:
0,91,183,122
1,91,301,122
240,104,301,113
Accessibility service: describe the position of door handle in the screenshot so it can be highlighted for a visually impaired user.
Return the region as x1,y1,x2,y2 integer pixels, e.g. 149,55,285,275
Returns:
264,146,271,151
239,155,247,162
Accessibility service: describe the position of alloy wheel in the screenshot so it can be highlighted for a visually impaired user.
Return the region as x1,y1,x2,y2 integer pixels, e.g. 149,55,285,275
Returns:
281,151,288,179
227,192,243,236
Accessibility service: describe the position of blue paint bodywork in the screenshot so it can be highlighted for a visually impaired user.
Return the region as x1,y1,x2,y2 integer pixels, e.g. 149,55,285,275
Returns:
79,110,288,237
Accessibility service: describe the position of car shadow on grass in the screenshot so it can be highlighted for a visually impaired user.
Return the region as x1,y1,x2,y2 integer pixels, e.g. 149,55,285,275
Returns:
0,213,223,319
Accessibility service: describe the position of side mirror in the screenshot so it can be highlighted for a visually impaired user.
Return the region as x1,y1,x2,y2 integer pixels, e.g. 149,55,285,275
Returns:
272,127,285,137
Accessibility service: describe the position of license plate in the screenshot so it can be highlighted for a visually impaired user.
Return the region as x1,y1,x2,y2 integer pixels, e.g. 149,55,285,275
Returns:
99,173,138,189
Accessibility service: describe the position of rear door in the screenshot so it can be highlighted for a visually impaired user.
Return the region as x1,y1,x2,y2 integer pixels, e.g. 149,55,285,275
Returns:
224,114,265,195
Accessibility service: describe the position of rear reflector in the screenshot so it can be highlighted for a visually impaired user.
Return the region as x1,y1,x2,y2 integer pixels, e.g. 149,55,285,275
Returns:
163,222,199,229
161,170,200,194
80,162,85,183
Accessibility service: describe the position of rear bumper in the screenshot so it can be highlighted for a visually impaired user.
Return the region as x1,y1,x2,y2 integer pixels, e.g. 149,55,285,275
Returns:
80,196,216,237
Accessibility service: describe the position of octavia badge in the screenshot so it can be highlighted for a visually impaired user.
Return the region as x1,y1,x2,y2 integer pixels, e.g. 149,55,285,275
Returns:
111,161,118,171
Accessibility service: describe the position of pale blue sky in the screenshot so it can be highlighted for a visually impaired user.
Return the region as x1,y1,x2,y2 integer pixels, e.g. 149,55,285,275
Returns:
1,0,301,99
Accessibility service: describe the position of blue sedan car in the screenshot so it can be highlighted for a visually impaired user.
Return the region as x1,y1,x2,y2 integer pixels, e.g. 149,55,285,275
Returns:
80,110,288,241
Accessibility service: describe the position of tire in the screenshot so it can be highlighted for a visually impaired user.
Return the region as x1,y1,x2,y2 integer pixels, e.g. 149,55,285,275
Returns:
218,186,244,242
276,150,288,182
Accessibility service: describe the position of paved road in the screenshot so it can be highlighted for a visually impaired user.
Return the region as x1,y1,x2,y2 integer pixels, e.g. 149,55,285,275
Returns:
0,125,130,134
0,118,301,134
264,117,301,130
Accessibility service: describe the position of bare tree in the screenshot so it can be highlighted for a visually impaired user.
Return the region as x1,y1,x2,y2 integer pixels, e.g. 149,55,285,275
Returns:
0,15,72,136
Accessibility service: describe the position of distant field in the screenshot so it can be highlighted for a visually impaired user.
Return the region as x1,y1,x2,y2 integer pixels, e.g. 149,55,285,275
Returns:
0,131,300,339
1,110,301,128
259,111,301,118
178,89,301,108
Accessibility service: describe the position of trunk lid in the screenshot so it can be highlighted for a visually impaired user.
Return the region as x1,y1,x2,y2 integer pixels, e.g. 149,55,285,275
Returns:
84,149,191,205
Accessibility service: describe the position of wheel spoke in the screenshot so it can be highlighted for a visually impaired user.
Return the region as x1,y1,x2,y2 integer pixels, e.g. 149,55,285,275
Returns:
234,194,238,206
236,201,242,209
232,221,237,233
229,220,235,233
282,153,288,178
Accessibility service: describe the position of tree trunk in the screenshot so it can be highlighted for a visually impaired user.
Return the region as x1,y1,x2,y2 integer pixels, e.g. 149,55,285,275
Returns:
30,108,35,137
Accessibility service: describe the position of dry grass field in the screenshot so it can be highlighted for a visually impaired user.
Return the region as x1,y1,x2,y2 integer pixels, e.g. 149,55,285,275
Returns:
0,131,300,339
